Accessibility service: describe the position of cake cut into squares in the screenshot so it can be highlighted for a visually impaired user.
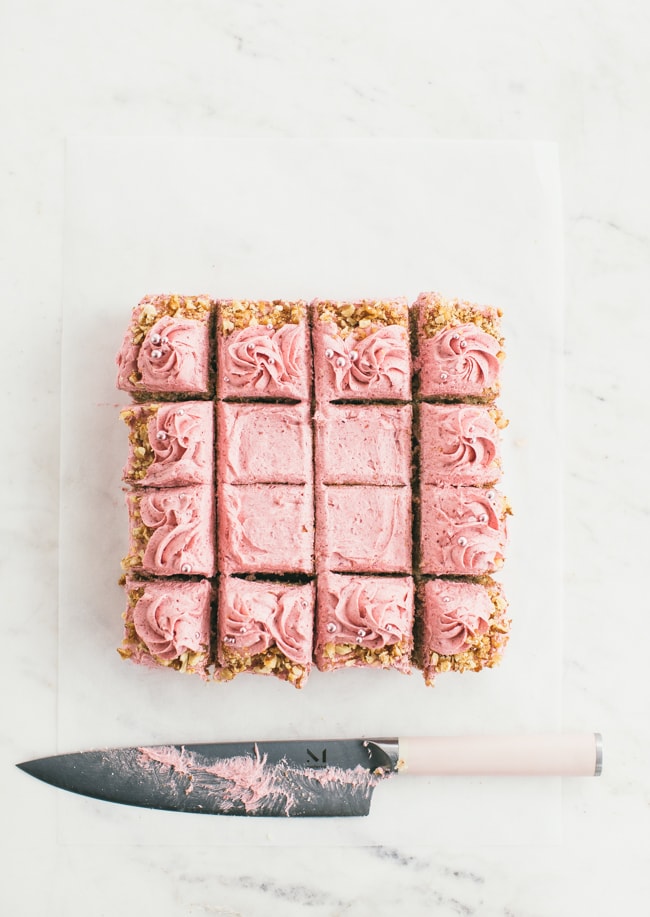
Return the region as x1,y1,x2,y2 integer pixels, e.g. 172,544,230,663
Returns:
414,291,504,401
217,299,310,401
316,485,412,573
215,577,315,688
218,484,314,574
315,403,412,486
312,299,411,403
415,577,510,685
121,401,214,487
218,402,312,485
419,403,506,486
314,573,414,673
419,485,510,576
118,576,213,678
123,484,216,577
116,294,214,398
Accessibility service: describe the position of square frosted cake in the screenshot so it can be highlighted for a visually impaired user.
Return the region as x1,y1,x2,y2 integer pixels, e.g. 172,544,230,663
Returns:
314,573,414,673
414,291,504,401
315,403,412,486
118,576,213,677
215,577,315,688
218,402,312,485
419,485,510,576
312,299,411,403
218,484,314,574
123,485,216,577
419,403,505,486
116,294,214,398
415,577,510,685
217,299,310,401
316,485,412,573
121,401,214,487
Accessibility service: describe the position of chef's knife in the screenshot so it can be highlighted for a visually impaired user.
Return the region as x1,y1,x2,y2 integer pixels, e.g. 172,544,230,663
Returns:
17,732,602,818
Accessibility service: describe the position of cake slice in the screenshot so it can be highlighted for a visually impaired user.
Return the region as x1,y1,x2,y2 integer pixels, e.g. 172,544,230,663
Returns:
118,576,213,678
415,577,510,685
217,299,310,401
314,573,414,673
312,298,411,403
419,403,506,486
419,485,510,576
218,484,314,574
218,402,312,485
116,294,214,398
315,403,412,486
123,485,216,577
121,401,214,487
316,485,412,574
414,291,504,401
215,577,314,688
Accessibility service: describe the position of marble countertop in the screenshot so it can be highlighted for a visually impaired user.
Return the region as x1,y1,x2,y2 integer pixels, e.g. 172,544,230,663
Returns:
2,1,648,914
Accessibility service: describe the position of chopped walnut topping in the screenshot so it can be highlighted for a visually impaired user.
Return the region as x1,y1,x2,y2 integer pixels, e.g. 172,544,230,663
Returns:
316,299,409,340
321,639,408,669
218,299,305,335
121,406,160,481
216,644,307,688
419,293,504,346
131,294,213,344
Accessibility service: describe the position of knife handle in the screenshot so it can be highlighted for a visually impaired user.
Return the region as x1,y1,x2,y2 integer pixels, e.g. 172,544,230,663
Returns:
398,733,602,777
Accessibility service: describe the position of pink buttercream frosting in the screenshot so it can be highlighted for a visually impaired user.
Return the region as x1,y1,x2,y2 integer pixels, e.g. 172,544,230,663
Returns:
321,574,413,651
125,402,213,486
422,580,492,656
220,324,308,399
420,486,508,575
419,404,501,485
131,486,215,576
318,324,410,399
219,580,314,665
419,322,501,398
130,579,211,661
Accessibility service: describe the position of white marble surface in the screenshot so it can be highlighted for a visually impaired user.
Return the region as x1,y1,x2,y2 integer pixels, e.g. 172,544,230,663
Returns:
2,1,649,914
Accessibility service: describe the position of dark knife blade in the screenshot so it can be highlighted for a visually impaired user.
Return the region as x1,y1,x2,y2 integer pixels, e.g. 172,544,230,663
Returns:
16,738,398,818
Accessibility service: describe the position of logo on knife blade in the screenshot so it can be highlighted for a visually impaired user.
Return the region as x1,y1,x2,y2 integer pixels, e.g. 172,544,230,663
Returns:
306,747,327,766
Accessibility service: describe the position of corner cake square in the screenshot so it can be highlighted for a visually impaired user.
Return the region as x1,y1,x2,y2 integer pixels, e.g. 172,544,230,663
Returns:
419,485,510,576
218,484,314,574
419,403,505,486
314,573,414,673
217,299,310,401
121,401,214,487
116,294,214,398
118,576,213,678
218,402,312,485
215,577,314,688
316,485,412,573
312,299,411,403
315,403,412,486
415,577,510,685
123,484,216,577
414,291,504,401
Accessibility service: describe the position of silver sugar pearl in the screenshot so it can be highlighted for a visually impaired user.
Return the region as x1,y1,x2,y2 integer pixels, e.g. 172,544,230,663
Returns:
181,563,192,573
451,333,459,341
478,513,489,523
325,349,334,359
150,333,162,345
156,430,168,441
326,622,336,633
457,536,468,547
224,635,236,645
442,596,451,603
161,336,169,345
267,323,274,330
459,340,467,349
357,628,367,638
349,350,358,361
440,372,448,382
239,626,248,634
335,356,346,368
150,349,163,360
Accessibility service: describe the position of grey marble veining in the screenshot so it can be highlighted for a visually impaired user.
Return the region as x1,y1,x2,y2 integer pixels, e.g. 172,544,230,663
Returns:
2,0,649,914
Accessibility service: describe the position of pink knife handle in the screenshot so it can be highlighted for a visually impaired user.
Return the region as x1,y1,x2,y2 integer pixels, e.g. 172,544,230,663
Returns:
398,733,602,776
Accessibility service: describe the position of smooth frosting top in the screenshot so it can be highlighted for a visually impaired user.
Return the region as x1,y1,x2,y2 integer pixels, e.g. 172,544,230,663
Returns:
132,581,210,660
221,582,313,663
321,325,410,395
137,488,214,575
221,324,305,394
324,576,412,648
142,403,212,485
424,580,492,655
421,322,500,393
420,404,501,484
219,402,311,485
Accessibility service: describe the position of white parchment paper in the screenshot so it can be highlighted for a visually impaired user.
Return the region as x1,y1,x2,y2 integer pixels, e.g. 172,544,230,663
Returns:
58,138,563,846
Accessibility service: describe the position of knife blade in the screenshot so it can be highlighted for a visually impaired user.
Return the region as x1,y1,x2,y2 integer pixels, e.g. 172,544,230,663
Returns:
16,732,602,818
